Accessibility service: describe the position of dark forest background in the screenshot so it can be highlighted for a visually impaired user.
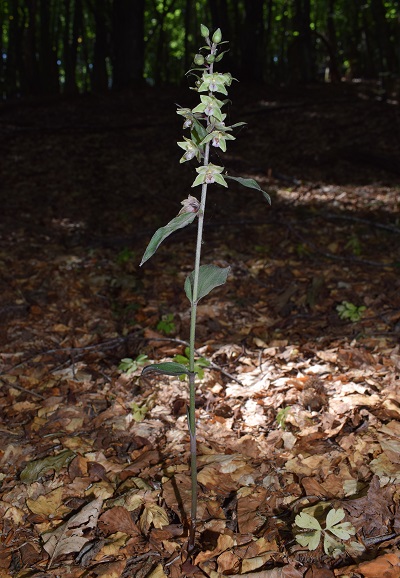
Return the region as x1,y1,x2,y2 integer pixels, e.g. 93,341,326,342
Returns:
1,0,400,99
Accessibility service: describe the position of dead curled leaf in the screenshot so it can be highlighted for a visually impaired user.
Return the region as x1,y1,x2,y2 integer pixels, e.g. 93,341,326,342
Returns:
42,497,103,567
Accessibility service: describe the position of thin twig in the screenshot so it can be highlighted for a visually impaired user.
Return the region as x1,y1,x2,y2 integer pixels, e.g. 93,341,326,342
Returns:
0,331,142,377
0,377,45,399
322,212,400,234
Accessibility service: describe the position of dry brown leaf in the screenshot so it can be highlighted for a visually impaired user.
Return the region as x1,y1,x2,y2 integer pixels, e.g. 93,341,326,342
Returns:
42,497,103,566
98,506,140,536
355,551,400,577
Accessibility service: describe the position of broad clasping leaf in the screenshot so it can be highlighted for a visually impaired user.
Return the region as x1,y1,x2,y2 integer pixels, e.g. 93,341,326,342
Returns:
185,264,230,303
140,212,197,266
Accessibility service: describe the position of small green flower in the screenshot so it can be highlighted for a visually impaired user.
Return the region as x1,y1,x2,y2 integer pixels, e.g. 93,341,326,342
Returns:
197,73,232,95
200,130,235,152
177,137,202,163
198,72,228,94
192,95,224,121
176,107,202,129
192,164,228,188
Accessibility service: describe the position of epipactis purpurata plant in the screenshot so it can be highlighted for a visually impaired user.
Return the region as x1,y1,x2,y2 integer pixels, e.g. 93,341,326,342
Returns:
140,24,270,553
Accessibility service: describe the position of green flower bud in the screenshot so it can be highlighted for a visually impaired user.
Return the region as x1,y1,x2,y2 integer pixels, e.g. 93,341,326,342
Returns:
200,24,209,38
212,28,222,44
206,54,215,64
194,54,205,66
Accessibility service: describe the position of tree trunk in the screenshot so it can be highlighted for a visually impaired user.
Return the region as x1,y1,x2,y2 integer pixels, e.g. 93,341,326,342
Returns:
63,0,80,95
38,0,59,94
326,0,340,82
90,0,110,92
370,0,396,72
112,0,145,89
208,0,233,72
288,0,315,83
241,0,265,82
184,0,192,73
23,0,40,95
4,0,23,97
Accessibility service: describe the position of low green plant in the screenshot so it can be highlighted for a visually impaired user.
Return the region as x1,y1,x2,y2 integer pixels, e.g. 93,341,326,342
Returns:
139,24,270,553
156,313,176,335
119,354,149,375
173,347,210,381
293,506,357,558
336,301,366,322
116,247,136,264
345,234,362,256
276,406,292,429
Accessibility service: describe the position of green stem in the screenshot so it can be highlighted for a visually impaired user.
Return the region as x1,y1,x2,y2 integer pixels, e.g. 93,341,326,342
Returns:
187,143,210,553
187,52,215,554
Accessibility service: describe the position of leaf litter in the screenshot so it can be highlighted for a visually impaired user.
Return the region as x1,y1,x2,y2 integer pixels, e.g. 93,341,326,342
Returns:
0,85,400,577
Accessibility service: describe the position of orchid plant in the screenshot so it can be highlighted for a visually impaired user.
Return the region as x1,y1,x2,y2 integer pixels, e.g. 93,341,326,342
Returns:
140,24,270,553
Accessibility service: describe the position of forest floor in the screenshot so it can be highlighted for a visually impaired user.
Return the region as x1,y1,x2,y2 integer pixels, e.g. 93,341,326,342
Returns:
0,82,399,578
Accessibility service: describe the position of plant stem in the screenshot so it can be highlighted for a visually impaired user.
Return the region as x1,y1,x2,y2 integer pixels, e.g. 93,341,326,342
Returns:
188,51,215,554
187,142,210,553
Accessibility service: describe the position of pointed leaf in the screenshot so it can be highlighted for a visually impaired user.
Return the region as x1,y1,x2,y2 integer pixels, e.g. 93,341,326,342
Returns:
191,119,207,145
140,212,196,266
141,362,190,377
20,450,75,483
225,175,271,204
295,512,322,531
185,264,230,303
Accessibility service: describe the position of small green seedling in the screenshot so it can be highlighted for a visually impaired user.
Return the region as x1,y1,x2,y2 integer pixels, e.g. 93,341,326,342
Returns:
294,507,357,558
139,24,270,553
345,234,362,256
119,354,149,375
276,406,292,429
296,243,311,257
156,313,176,335
116,247,136,264
336,301,366,322
130,401,150,422
173,347,210,380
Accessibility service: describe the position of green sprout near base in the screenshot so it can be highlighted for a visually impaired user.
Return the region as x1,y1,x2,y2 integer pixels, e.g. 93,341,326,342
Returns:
337,301,366,322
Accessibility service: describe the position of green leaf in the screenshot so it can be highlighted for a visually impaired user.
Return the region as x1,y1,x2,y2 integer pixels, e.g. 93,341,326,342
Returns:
141,362,190,377
329,522,356,540
215,50,229,62
20,450,75,483
323,533,345,557
185,264,230,303
191,118,207,145
325,508,345,529
295,530,321,551
225,175,271,204
140,212,197,266
295,512,322,531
